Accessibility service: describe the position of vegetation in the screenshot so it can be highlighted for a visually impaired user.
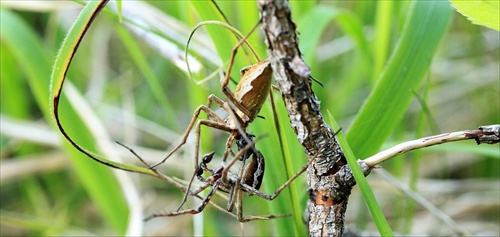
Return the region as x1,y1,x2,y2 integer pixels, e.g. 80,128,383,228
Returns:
1,1,498,236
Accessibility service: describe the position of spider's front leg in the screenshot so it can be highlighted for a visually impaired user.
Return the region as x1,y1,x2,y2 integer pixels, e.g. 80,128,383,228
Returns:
239,157,314,201
233,154,312,223
145,167,224,220
146,93,239,211
148,95,227,169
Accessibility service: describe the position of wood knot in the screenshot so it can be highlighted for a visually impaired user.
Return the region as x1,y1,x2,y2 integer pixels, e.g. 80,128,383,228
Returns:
314,191,334,206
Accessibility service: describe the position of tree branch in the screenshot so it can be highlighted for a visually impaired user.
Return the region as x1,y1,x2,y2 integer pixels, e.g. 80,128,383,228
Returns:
257,1,499,236
364,125,500,167
257,1,367,236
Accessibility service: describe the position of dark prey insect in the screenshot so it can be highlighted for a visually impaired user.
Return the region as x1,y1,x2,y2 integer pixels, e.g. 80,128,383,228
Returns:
144,133,314,222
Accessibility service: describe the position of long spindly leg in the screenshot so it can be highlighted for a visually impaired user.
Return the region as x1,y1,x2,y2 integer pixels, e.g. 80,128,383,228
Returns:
226,155,247,212
116,141,188,191
232,158,314,222
220,20,262,111
205,94,249,163
239,157,315,201
225,138,262,213
145,178,222,221
223,134,237,162
222,101,260,168
221,145,291,222
176,118,236,211
219,135,262,185
144,185,239,222
149,95,227,169
116,142,240,221
174,166,223,217
233,190,291,223
206,94,226,109
206,93,255,164
227,146,281,222
209,137,258,212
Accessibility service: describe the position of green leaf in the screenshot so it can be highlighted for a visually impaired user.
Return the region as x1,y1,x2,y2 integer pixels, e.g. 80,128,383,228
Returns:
346,1,453,159
450,0,500,31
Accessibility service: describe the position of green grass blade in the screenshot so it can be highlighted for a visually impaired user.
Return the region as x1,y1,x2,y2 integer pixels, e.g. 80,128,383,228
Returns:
346,1,453,159
372,1,395,83
269,91,306,235
299,6,370,72
251,92,304,236
0,44,29,118
1,5,130,233
48,1,154,176
297,5,372,116
116,0,122,22
114,23,178,127
328,112,394,236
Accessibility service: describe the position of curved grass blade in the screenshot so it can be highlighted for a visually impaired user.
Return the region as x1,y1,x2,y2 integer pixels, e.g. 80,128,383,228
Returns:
189,1,253,79
1,5,131,233
185,20,259,85
49,0,155,176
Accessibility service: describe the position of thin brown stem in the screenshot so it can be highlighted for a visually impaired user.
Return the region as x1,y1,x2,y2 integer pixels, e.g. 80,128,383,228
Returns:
363,125,500,167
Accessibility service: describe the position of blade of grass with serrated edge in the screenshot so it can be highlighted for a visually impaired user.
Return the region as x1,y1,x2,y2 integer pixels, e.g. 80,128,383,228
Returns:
49,1,156,175
346,1,453,159
450,0,500,31
328,112,394,236
1,5,130,234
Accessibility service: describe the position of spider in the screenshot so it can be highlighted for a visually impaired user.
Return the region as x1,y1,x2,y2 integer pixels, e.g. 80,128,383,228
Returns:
142,133,314,222
50,0,315,223
140,19,314,221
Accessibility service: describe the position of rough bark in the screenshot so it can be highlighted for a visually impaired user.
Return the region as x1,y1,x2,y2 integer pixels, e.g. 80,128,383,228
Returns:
257,0,369,236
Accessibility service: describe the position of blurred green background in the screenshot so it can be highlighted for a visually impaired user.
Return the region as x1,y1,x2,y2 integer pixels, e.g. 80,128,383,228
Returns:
1,1,498,236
